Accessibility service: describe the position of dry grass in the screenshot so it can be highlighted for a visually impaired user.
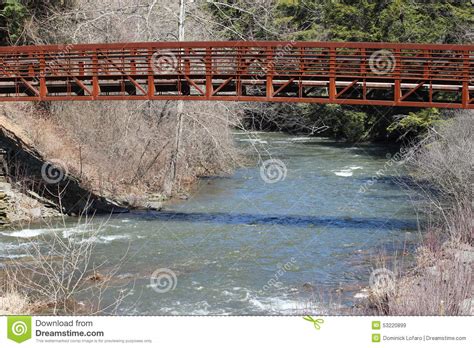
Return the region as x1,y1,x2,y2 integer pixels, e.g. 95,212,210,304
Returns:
5,101,241,197
2,100,242,201
0,289,32,315
404,111,473,243
387,244,472,315
366,111,474,315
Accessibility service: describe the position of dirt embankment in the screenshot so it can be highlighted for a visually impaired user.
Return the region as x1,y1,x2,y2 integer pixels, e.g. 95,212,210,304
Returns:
0,113,129,226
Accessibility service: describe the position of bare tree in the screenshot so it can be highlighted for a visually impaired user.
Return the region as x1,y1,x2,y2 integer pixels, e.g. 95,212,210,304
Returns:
12,0,243,201
5,213,133,315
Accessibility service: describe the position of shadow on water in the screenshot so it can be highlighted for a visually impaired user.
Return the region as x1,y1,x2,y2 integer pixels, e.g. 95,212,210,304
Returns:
356,175,412,185
130,210,417,230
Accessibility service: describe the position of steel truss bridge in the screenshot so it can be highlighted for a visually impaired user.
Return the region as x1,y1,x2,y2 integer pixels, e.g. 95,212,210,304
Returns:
0,41,473,108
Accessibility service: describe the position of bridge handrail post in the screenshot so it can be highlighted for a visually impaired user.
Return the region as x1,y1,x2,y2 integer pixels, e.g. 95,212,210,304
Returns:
361,47,367,100
39,50,47,98
205,47,212,98
236,46,243,96
328,47,336,102
147,48,155,98
266,46,274,99
298,46,304,98
462,51,470,107
394,48,401,104
184,47,191,75
425,49,433,103
92,50,100,99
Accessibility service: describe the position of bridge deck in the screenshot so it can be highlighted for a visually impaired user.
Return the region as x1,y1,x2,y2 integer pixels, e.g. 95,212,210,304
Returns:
0,41,473,108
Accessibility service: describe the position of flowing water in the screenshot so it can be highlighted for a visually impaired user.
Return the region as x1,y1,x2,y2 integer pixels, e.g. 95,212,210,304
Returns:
0,133,419,315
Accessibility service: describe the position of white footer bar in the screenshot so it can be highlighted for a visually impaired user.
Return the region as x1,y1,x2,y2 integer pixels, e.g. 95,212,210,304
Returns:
1,316,472,347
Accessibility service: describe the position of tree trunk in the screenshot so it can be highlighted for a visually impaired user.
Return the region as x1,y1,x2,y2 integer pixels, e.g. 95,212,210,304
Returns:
164,0,185,196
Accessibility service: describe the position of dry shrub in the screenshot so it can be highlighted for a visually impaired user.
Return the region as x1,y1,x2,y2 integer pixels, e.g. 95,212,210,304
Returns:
46,100,241,198
387,244,472,315
0,288,31,315
4,215,132,315
363,253,402,315
368,111,474,315
3,0,243,200
404,111,473,244
366,244,473,316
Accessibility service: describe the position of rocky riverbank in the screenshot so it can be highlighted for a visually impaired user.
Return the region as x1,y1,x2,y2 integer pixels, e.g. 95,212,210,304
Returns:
0,191,8,226
0,181,63,227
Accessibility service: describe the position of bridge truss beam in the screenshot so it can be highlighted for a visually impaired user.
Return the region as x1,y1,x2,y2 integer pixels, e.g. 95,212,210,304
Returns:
0,41,473,108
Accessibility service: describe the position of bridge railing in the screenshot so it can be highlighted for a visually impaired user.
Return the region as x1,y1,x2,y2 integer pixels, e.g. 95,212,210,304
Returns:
1,42,472,79
0,41,473,108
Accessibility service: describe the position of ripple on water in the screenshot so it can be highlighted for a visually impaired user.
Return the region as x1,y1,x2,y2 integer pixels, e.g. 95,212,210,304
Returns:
237,138,268,144
0,241,32,259
0,228,54,238
333,165,363,177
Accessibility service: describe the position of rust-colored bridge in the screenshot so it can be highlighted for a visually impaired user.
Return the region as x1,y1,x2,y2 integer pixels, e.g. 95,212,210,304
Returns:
0,41,473,108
